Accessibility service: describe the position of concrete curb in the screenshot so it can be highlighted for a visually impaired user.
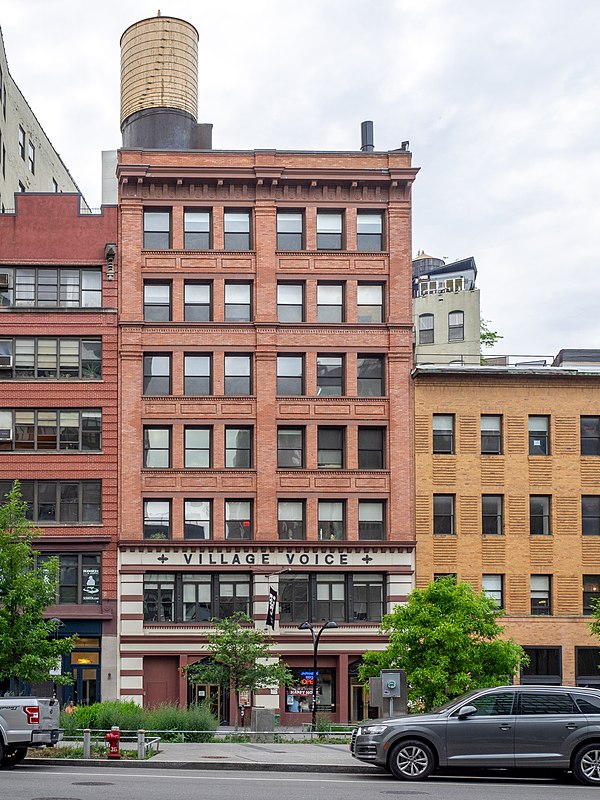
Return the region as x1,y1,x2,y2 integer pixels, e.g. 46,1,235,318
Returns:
25,757,378,774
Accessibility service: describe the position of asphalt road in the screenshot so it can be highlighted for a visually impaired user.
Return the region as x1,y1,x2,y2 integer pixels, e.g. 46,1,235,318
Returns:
3,766,599,800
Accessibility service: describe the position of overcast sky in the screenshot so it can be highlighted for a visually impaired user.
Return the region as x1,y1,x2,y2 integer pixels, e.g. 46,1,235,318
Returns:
2,0,599,358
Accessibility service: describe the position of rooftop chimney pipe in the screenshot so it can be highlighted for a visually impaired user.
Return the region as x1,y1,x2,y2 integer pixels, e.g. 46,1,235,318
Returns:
360,120,374,152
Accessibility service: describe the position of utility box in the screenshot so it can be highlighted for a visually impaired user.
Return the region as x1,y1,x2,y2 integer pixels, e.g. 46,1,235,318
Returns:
381,670,404,699
251,707,276,741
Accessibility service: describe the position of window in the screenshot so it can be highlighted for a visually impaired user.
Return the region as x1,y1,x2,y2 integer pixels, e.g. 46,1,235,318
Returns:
18,181,25,193
18,125,25,159
317,283,344,322
277,283,304,322
530,495,551,535
184,210,211,249
482,574,504,608
143,499,171,539
218,574,251,617
184,354,211,395
52,178,58,193
143,354,171,395
0,409,101,451
357,355,384,397
317,211,343,249
318,500,344,540
0,268,102,308
352,574,384,621
0,480,101,524
356,212,383,251
317,574,346,620
181,574,212,621
521,647,562,685
583,496,600,536
27,141,35,174
482,495,503,535
277,355,303,395
143,282,171,321
357,283,384,323
280,575,310,623
576,647,600,687
143,427,170,468
224,354,252,395
455,693,514,717
530,575,551,615
0,337,102,380
280,573,383,624
184,500,211,539
529,415,550,455
448,310,464,341
143,209,171,249
358,427,385,469
184,282,211,321
317,354,344,396
225,427,252,468
277,427,304,468
143,574,175,621
519,693,573,713
481,415,502,454
418,314,434,344
358,500,385,540
225,500,253,540
318,427,344,468
433,494,454,535
224,210,251,250
277,211,303,250
433,414,454,454
583,575,600,616
144,573,251,622
39,553,101,604
278,500,305,540
184,427,211,468
224,282,251,322
581,416,600,456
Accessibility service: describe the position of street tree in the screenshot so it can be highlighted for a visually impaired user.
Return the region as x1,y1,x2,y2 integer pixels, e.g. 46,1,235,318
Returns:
480,318,503,349
0,483,77,690
186,612,293,728
359,577,526,711
588,596,600,643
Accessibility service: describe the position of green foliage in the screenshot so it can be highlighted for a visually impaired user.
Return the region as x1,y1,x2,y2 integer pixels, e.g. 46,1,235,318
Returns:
186,612,293,728
359,577,526,711
0,483,77,684
588,597,600,643
480,318,503,349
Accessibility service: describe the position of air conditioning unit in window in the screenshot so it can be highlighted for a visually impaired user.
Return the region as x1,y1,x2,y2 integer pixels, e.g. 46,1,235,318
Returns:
0,274,9,289
0,428,12,441
0,356,12,369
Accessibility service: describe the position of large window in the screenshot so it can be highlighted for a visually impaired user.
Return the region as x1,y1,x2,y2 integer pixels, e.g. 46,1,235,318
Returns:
352,573,384,621
317,355,343,396
576,647,600,687
482,574,504,608
143,499,171,539
277,211,304,250
184,282,211,322
280,573,384,624
143,282,171,321
530,575,551,615
143,427,171,468
0,268,102,308
358,427,385,469
318,500,344,540
448,311,464,342
482,495,503,535
357,355,384,397
143,574,175,621
317,211,343,250
39,553,101,604
144,573,252,623
317,574,346,620
277,355,304,396
184,500,211,540
224,282,252,322
357,283,384,323
143,209,171,249
481,415,502,454
530,495,551,536
143,354,171,395
582,496,600,536
529,415,550,455
581,417,600,456
318,427,344,468
433,414,454,454
18,125,25,159
225,427,252,468
0,338,101,380
225,500,253,540
358,500,385,540
418,314,434,344
356,212,383,251
277,427,304,468
224,354,252,395
224,210,251,250
317,283,344,322
521,647,562,685
583,576,600,616
0,409,101,451
277,283,304,322
184,427,211,468
218,574,251,616
184,210,211,250
278,500,305,540
433,494,454,535
184,354,211,395
28,141,35,174
0,480,101,523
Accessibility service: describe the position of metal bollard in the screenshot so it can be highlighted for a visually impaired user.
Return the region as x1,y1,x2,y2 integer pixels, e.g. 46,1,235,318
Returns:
83,729,91,760
137,729,145,760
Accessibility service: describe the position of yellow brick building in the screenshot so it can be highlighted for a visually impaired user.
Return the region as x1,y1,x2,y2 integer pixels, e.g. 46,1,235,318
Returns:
413,363,600,686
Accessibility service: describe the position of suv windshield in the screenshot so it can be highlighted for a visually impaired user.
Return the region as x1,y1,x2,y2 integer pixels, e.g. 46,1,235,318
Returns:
430,690,482,714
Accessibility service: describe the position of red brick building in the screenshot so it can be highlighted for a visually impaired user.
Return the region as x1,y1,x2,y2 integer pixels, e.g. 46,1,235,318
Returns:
0,193,118,703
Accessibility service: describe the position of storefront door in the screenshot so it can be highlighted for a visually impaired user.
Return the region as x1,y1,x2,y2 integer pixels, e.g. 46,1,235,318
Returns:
189,683,228,724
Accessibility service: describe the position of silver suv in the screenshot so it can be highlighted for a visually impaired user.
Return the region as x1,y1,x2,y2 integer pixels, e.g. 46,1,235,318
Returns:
351,685,600,785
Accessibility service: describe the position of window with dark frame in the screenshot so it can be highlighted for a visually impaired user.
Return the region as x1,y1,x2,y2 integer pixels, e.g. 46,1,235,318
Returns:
184,354,211,395
276,355,304,396
433,414,454,454
27,141,35,174
225,427,252,468
224,282,252,322
530,495,551,535
143,282,171,321
143,427,171,468
317,283,344,322
521,647,562,684
317,427,344,469
143,573,175,621
184,427,211,468
279,573,384,624
182,574,212,621
184,282,211,322
482,574,504,608
356,212,383,251
18,125,25,159
224,354,252,395
143,354,171,395
278,500,305,540
145,574,253,623
433,494,454,535
143,209,171,249
224,210,251,250
357,355,384,397
277,427,304,468
0,268,102,308
418,314,434,344
358,427,385,469
277,283,304,322
143,499,171,539
582,496,600,536
39,553,101,604
448,310,464,341
318,500,344,540
357,283,384,323
0,337,102,380
351,573,384,621
316,573,346,620
317,211,343,250
583,575,600,615
0,479,101,524
581,416,600,456
0,409,101,452
481,415,502,454
358,500,385,540
184,210,211,250
225,500,253,540
576,647,600,686
531,574,551,615
317,354,344,396
276,211,304,250
529,415,550,455
218,574,251,616
184,500,212,540
482,495,503,535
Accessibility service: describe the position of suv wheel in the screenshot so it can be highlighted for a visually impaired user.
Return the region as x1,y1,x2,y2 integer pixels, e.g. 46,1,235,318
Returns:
1,746,27,767
573,744,600,786
389,739,435,781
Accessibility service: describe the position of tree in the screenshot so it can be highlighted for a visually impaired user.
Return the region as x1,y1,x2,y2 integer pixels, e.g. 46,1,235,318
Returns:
359,577,526,711
588,596,600,642
480,318,503,349
0,483,77,689
186,613,293,728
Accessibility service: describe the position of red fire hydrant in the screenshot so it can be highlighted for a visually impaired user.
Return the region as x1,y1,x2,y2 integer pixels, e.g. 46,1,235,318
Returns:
105,726,121,759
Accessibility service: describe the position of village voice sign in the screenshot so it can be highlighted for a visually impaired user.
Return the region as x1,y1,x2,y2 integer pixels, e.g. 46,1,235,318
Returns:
126,547,398,568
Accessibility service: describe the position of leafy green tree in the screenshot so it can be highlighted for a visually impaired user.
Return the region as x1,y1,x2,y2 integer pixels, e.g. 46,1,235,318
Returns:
480,318,503,349
359,577,526,711
0,483,77,689
186,612,293,728
588,597,600,642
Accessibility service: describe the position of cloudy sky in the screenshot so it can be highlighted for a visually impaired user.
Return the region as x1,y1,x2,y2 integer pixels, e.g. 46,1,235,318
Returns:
2,0,599,357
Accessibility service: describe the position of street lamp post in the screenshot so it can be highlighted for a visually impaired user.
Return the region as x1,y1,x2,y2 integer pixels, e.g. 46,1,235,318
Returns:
297,620,338,732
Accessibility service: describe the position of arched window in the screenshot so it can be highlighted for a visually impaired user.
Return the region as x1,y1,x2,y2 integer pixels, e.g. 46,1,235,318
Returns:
418,313,434,344
448,310,464,341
